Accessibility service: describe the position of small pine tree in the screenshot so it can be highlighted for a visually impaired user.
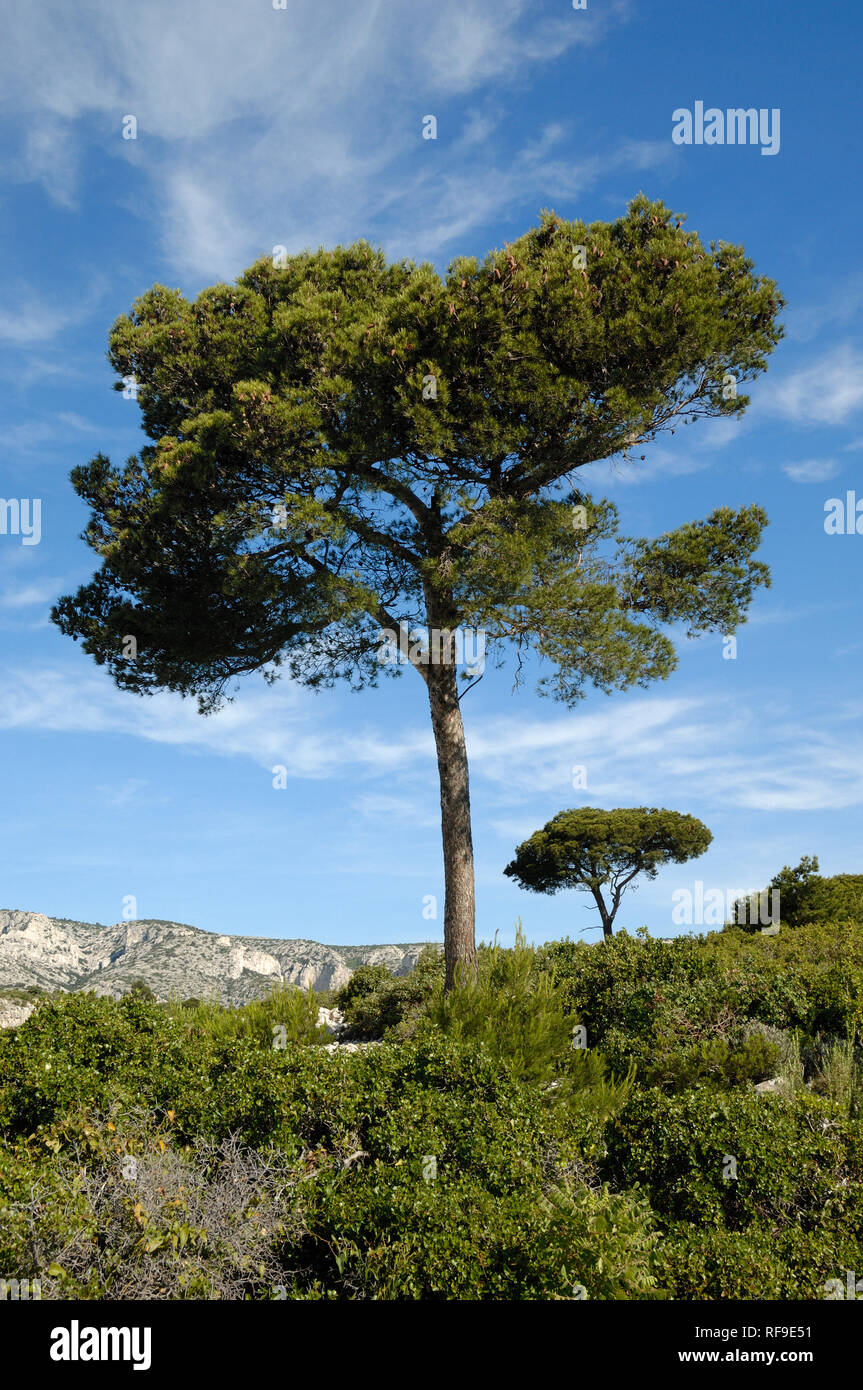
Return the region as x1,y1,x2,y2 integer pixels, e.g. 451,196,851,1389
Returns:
127,979,156,1001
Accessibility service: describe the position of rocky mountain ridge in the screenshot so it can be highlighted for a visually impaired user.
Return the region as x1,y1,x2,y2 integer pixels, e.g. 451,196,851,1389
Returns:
0,908,434,1007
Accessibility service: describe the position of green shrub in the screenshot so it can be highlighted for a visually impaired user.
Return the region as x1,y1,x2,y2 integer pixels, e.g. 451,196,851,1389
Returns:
0,1118,300,1300
602,1086,863,1241
6,922,863,1300
426,927,574,1084
335,965,395,1013
0,1029,641,1299
0,992,204,1135
291,1172,660,1300
733,856,863,930
643,1031,779,1092
814,1035,862,1116
537,930,741,1078
420,928,633,1127
0,987,323,1143
537,923,863,1076
335,947,444,1040
655,1223,858,1300
792,875,863,926
127,979,157,1000
168,985,327,1050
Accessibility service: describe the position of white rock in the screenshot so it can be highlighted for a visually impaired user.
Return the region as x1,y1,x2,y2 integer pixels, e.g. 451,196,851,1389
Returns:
0,907,434,1007
754,1077,787,1095
0,999,35,1030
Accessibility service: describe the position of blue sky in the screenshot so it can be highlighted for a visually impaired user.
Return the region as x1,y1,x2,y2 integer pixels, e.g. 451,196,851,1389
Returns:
1,0,862,947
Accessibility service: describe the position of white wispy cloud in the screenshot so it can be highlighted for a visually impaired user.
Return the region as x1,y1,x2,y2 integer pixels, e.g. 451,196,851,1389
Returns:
0,0,641,279
0,410,118,457
744,601,837,629
19,118,80,208
0,355,91,390
0,280,108,347
782,458,840,483
3,663,861,815
94,777,158,809
1,579,63,610
352,793,440,828
467,698,863,815
0,297,76,345
0,663,431,778
785,270,863,343
762,345,863,426
583,444,709,488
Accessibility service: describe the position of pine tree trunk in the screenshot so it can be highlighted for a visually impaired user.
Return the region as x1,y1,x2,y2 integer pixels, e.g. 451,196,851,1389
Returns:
591,888,614,939
426,658,476,990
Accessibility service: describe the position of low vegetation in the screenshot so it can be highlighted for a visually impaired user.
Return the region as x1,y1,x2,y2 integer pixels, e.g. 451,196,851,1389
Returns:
1,910,862,1299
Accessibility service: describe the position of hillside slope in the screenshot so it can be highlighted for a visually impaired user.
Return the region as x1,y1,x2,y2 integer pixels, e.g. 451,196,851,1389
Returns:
0,908,433,1005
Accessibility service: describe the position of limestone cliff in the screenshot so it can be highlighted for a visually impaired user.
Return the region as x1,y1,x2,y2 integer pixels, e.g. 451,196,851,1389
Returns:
0,908,434,1006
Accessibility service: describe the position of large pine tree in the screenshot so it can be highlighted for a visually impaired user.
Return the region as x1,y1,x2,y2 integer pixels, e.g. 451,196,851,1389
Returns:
53,196,783,986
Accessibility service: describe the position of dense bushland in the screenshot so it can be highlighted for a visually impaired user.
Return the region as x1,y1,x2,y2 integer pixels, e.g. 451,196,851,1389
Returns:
1,919,861,1299
733,855,863,931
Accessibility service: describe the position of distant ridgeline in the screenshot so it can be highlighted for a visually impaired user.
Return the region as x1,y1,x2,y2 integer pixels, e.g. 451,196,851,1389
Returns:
0,909,436,1005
